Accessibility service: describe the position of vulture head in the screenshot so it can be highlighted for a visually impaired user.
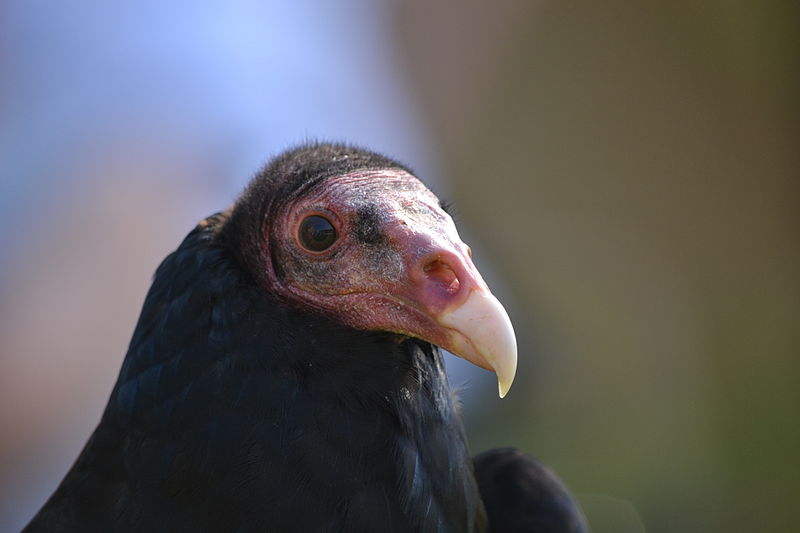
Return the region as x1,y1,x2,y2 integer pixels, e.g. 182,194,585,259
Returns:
223,143,517,396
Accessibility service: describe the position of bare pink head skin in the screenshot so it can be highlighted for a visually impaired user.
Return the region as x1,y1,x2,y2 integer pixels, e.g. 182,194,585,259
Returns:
263,169,517,397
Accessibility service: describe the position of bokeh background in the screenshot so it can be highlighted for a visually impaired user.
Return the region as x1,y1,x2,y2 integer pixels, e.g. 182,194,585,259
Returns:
1,1,797,532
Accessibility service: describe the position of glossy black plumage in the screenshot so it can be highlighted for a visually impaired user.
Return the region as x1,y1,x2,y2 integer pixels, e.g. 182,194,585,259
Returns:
23,143,587,532
25,209,482,532
474,448,589,533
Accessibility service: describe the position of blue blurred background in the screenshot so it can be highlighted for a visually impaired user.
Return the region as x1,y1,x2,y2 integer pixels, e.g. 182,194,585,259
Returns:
1,2,798,532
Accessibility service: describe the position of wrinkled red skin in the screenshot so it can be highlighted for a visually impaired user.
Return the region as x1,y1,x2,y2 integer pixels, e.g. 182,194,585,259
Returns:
262,169,491,368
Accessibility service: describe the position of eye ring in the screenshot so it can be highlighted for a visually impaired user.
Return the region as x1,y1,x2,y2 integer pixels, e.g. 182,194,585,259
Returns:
298,215,338,252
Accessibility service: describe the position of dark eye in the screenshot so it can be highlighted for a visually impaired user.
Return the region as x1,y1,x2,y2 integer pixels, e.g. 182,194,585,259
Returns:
298,215,337,252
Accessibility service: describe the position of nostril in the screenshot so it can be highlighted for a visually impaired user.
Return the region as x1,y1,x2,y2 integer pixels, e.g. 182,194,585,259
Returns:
423,259,461,294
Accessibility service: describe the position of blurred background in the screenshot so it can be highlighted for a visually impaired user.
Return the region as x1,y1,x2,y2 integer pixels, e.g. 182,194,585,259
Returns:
1,1,797,531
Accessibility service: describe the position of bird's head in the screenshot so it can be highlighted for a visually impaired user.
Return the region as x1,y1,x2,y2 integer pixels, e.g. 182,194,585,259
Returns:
224,143,517,397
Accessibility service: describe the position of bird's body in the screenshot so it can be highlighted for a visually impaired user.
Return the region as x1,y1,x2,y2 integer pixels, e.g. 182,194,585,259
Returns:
24,143,586,532
26,212,481,532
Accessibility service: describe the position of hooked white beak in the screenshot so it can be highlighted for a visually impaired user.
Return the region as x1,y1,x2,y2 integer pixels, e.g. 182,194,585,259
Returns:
438,289,518,397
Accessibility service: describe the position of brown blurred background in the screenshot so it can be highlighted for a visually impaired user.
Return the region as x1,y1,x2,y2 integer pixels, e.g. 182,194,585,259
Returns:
1,2,798,532
396,2,799,532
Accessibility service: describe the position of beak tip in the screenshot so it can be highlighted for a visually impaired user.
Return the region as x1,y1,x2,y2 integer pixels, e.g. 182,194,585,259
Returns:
496,358,517,398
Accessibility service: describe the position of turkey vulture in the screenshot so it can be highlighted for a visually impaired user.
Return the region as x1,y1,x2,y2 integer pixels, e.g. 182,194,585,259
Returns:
23,143,587,532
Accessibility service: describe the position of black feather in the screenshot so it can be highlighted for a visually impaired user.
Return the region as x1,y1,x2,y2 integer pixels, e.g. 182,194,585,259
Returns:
438,198,454,216
474,448,589,533
24,144,485,532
